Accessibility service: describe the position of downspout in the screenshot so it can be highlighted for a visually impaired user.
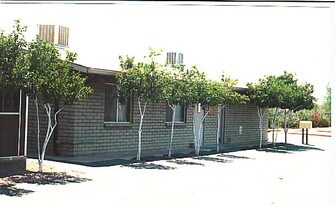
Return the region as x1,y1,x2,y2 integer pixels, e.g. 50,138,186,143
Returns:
53,100,59,156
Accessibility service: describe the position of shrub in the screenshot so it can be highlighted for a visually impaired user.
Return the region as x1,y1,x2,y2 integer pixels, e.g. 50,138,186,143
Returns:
268,108,330,129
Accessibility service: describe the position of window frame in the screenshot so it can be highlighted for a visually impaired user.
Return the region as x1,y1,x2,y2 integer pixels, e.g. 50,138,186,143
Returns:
104,83,132,124
165,103,187,124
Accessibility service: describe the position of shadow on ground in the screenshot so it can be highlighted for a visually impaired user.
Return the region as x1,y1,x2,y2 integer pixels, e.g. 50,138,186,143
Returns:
217,154,255,160
192,156,233,164
0,172,91,197
257,144,325,154
0,183,34,197
121,162,176,170
166,159,205,166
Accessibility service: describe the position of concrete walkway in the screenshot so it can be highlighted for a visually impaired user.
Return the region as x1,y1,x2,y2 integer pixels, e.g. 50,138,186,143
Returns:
1,128,334,206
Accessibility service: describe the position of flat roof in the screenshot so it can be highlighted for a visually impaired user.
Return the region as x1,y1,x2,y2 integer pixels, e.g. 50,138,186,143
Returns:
70,62,248,92
70,62,117,76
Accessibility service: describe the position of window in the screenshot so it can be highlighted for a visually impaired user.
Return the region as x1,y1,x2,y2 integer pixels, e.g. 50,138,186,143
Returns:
105,84,131,123
177,53,183,64
166,104,186,123
58,26,69,47
38,25,55,43
0,92,19,113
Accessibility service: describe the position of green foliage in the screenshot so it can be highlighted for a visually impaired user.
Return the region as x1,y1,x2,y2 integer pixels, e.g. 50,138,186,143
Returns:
161,65,249,110
117,51,166,103
221,72,238,87
321,85,331,114
25,37,92,104
268,108,330,128
247,75,283,108
182,66,207,106
0,20,92,105
161,65,189,106
198,80,248,108
247,71,315,111
0,20,28,92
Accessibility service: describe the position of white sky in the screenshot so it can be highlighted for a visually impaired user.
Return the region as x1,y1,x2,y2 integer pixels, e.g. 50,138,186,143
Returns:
0,1,334,103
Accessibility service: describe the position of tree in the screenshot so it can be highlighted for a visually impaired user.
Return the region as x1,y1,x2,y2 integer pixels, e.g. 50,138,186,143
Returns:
161,65,208,156
247,75,284,148
217,74,249,152
191,78,244,155
162,64,188,158
25,38,92,172
117,49,166,161
322,85,331,114
278,72,315,144
248,71,315,148
0,21,92,172
0,20,27,93
183,66,207,156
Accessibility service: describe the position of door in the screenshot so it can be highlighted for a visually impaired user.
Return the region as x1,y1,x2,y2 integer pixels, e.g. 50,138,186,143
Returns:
0,91,25,157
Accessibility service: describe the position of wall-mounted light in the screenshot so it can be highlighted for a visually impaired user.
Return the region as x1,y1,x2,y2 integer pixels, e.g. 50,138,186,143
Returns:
239,126,243,135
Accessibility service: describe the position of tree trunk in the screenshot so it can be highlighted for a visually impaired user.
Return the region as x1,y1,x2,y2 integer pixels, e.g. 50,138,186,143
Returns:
195,109,210,155
193,106,197,155
38,159,43,172
216,106,223,153
271,107,279,146
257,107,265,149
137,100,147,161
168,104,176,158
284,109,289,145
38,103,63,173
197,120,203,155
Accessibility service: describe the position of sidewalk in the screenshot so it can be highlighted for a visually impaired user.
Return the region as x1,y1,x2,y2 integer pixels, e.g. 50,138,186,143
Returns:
287,127,331,137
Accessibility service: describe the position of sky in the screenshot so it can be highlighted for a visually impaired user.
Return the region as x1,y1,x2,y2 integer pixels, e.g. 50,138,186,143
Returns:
0,1,334,103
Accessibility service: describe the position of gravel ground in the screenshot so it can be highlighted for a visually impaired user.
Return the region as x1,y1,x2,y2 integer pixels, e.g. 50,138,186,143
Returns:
1,128,333,206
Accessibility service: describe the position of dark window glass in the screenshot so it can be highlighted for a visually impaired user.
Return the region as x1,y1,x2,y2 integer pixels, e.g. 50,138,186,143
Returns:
105,84,131,122
0,92,19,112
166,103,186,123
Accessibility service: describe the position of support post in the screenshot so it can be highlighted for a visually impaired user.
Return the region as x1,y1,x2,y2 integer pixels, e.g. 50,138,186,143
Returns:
24,95,29,157
302,128,305,144
17,89,22,156
306,129,308,145
284,109,287,145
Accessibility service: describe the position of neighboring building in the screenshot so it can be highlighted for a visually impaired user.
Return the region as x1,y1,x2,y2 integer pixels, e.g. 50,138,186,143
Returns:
26,61,268,160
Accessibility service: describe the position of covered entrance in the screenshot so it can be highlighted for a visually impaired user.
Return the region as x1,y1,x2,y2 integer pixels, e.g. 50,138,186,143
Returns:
0,90,28,156
0,90,29,176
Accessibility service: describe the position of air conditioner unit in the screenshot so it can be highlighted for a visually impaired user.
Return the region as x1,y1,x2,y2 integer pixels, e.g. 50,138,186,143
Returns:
37,24,69,48
166,52,183,65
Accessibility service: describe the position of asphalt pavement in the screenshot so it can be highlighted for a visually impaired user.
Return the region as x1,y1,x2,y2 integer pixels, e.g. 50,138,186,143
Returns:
1,128,333,206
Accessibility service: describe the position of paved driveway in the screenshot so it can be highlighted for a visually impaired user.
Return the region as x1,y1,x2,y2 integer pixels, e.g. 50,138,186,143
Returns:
1,129,334,206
